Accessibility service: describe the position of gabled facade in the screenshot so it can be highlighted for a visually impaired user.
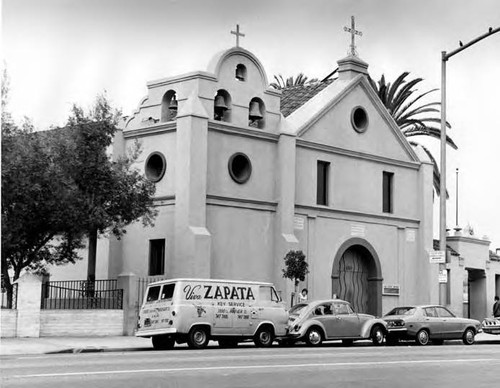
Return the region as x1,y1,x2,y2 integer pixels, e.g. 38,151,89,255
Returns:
106,46,438,315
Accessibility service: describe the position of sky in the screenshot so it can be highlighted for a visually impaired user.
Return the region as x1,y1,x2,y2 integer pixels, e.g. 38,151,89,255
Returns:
2,0,500,250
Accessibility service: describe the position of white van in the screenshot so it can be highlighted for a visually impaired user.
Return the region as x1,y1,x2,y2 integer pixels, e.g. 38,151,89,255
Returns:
135,278,288,350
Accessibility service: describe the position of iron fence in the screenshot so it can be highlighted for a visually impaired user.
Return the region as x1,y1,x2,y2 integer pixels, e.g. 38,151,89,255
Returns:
41,279,123,309
1,282,18,309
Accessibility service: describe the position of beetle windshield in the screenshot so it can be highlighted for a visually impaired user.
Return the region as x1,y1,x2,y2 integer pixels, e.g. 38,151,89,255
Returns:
289,303,308,316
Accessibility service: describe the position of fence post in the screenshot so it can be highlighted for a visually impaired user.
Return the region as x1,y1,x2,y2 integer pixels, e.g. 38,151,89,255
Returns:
15,273,42,337
117,272,138,336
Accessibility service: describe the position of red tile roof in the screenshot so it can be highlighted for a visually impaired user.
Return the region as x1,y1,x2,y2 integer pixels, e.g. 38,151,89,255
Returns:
280,79,335,117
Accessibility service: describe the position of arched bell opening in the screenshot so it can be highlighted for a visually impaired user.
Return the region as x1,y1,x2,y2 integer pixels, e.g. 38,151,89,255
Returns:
214,90,232,122
235,64,247,82
248,97,265,129
161,90,178,122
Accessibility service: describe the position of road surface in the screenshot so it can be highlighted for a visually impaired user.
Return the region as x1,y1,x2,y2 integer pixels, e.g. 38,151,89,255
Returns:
2,341,499,387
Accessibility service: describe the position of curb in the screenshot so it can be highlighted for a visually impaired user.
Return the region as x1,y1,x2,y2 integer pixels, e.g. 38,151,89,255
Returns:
46,347,152,354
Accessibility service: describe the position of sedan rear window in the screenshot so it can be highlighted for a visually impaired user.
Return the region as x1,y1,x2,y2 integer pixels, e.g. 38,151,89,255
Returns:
386,307,415,316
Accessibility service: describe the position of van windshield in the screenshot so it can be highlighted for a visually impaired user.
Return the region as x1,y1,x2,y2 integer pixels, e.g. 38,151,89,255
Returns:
146,286,161,302
161,284,175,301
259,286,280,302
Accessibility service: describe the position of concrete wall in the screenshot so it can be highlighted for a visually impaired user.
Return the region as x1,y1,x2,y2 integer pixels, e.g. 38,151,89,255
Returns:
207,205,275,283
40,310,123,336
1,274,127,338
446,235,500,319
1,310,18,337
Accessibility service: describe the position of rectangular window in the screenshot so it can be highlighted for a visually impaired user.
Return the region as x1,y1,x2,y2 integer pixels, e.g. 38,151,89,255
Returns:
317,161,330,205
382,171,394,213
149,239,165,276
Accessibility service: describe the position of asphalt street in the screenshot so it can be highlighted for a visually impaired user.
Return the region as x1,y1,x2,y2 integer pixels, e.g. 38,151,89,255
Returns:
2,342,499,388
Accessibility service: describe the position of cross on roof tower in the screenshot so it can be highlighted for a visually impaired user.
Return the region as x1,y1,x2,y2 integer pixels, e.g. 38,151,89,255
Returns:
343,16,363,56
231,24,245,47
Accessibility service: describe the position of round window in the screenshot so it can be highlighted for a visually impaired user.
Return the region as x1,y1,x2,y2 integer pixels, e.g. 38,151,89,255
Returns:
228,153,252,184
145,152,166,182
351,106,369,133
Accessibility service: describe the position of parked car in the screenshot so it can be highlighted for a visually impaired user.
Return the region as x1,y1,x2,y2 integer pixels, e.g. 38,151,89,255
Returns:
136,278,288,350
481,318,500,335
286,299,387,346
383,305,482,346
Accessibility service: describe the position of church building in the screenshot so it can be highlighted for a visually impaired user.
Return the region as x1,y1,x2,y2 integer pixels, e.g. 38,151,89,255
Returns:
106,25,440,316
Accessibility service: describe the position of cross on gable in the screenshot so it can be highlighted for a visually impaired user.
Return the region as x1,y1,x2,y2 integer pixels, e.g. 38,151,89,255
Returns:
343,16,363,56
231,24,245,47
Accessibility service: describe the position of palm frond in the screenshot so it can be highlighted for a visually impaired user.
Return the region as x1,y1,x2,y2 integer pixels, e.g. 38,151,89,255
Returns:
408,141,449,198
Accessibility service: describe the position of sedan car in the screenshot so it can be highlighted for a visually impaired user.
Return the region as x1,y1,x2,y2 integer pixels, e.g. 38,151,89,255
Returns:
286,299,387,346
481,318,500,335
383,305,482,346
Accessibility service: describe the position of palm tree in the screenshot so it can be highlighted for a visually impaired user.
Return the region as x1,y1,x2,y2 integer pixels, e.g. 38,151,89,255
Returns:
368,72,457,197
270,73,319,90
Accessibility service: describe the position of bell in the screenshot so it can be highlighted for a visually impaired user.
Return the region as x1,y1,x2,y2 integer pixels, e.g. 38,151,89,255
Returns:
235,66,245,81
169,96,178,111
249,101,263,120
214,95,228,111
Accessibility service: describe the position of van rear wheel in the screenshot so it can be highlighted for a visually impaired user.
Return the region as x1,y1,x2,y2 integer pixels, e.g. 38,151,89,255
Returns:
254,326,274,347
188,326,209,349
152,335,175,350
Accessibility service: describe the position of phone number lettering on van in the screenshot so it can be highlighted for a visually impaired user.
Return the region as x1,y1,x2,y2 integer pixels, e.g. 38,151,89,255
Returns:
183,284,255,300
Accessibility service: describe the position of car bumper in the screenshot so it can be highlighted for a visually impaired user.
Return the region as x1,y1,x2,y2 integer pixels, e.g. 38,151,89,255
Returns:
482,327,500,335
386,328,410,339
135,328,177,337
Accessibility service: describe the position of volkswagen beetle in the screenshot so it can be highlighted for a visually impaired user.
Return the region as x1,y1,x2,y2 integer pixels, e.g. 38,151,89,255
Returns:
287,299,387,346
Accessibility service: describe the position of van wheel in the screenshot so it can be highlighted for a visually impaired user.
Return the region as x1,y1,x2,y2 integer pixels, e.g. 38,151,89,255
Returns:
188,326,209,349
254,326,274,347
152,335,175,350
218,339,239,348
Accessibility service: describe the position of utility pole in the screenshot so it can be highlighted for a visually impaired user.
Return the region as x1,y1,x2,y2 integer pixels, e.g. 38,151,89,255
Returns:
439,26,499,305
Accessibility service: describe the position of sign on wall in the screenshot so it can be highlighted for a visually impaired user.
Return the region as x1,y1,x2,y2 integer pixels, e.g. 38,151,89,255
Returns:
429,250,446,264
439,269,448,283
382,284,400,296
406,229,416,242
351,224,365,237
293,216,304,230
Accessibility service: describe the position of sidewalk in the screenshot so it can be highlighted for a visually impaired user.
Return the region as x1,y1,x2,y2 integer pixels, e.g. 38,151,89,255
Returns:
1,333,498,356
0,335,153,355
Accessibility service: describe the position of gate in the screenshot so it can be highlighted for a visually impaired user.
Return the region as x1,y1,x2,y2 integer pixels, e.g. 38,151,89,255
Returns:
338,248,369,314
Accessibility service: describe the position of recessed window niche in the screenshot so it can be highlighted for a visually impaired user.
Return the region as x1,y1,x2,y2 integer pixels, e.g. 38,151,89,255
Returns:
145,152,166,182
228,153,252,184
351,106,369,133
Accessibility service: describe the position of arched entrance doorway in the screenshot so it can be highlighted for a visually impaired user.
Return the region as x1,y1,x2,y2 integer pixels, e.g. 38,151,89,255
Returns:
331,238,383,316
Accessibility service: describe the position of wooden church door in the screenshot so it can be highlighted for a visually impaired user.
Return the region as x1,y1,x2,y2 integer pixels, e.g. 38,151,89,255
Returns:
338,248,369,314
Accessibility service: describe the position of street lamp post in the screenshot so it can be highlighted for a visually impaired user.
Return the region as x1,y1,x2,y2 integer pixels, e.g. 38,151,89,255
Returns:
439,27,500,305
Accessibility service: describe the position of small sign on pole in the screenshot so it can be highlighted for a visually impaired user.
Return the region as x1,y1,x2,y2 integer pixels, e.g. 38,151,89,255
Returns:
429,250,446,264
439,269,448,283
